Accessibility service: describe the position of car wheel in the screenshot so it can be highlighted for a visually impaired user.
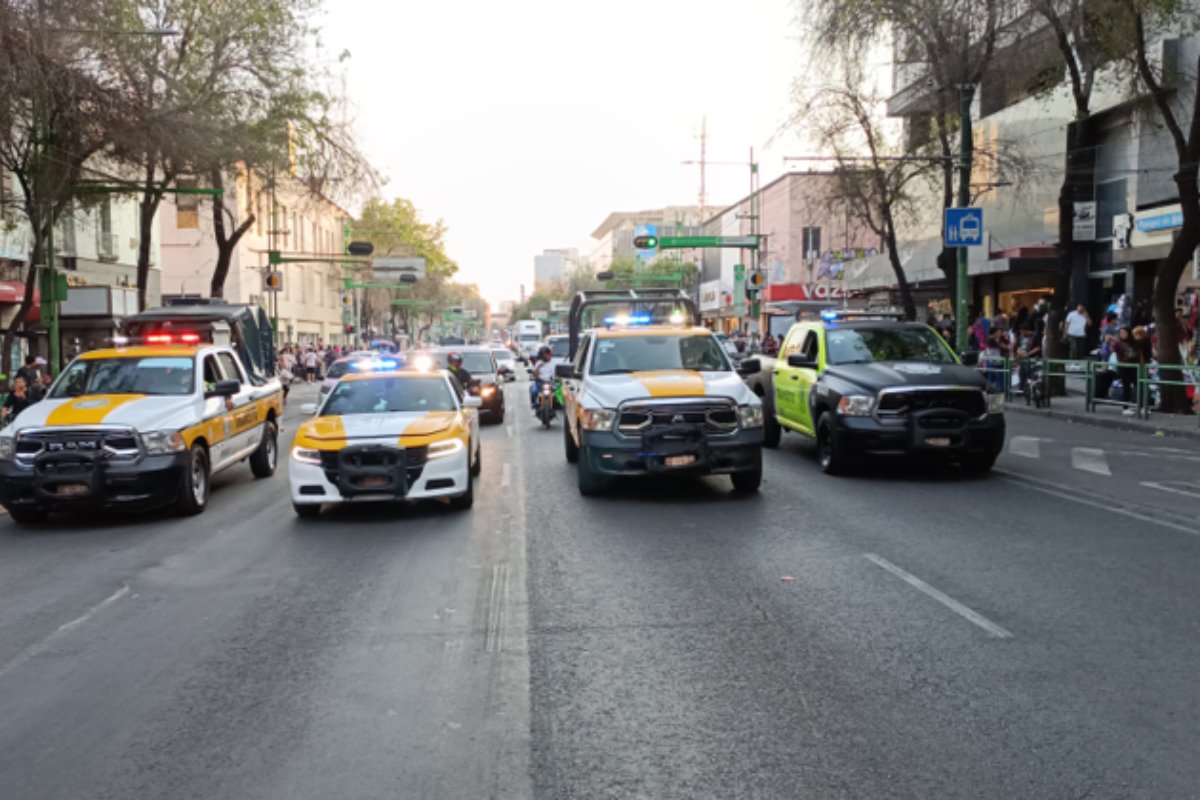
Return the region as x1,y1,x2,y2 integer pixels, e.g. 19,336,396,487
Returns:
962,452,998,474
816,412,849,475
762,393,782,449
249,420,278,478
450,470,474,510
4,506,48,524
292,502,321,518
730,451,763,493
576,446,608,496
563,419,579,463
177,444,210,516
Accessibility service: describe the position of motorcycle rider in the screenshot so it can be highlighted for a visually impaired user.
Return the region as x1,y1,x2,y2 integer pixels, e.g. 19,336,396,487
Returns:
446,352,472,391
529,345,555,411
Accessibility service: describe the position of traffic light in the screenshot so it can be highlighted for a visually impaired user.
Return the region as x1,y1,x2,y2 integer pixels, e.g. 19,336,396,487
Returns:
263,271,283,292
748,270,765,289
633,235,659,249
345,324,355,334
341,292,353,307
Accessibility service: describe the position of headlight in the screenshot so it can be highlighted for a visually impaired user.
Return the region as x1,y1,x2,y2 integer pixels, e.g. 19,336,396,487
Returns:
291,446,322,465
737,404,764,428
836,395,875,416
986,393,1005,414
480,385,496,397
578,407,616,431
427,438,465,460
0,435,14,461
142,430,186,454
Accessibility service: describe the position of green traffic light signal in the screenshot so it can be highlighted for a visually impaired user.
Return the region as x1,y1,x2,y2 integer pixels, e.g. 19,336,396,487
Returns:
633,235,658,249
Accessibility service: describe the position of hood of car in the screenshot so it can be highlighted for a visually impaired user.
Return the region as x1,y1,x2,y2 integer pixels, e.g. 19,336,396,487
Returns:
583,370,757,408
3,394,200,435
295,410,464,450
823,361,987,393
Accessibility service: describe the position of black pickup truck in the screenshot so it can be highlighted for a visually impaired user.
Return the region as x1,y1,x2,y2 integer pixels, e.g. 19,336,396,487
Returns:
741,312,1005,474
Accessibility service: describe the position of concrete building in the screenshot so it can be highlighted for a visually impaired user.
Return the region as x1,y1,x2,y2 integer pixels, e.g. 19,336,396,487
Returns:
587,207,709,270
1,164,160,360
533,248,578,291
159,167,350,347
855,10,1200,326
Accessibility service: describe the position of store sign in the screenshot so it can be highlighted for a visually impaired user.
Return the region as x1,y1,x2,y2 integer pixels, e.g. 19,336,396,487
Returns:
699,280,723,312
1136,209,1183,233
764,283,847,302
1073,201,1097,241
1113,203,1184,251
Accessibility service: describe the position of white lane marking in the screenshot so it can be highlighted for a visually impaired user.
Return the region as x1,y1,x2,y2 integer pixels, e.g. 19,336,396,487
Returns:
0,585,131,680
1008,435,1041,459
1141,480,1200,500
996,469,1199,536
501,462,512,488
1071,447,1111,476
863,554,1013,639
506,426,514,438
485,562,509,653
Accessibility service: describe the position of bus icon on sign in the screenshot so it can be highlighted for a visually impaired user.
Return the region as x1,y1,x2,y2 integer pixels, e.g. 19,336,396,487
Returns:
944,208,984,246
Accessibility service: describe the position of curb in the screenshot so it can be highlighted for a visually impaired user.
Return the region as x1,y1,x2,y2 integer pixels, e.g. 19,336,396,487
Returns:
1006,403,1200,442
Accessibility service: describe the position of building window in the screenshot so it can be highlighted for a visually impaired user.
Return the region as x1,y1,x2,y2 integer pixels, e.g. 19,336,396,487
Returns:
278,204,288,247
176,179,200,229
97,198,115,259
298,215,306,252
61,201,76,256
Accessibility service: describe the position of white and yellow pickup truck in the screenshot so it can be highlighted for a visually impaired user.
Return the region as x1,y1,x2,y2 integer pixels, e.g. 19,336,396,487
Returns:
558,323,765,495
0,343,283,523
289,368,482,517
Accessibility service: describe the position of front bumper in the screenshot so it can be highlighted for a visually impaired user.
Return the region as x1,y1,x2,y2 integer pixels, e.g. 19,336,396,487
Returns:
832,411,1006,460
0,452,187,513
289,446,469,505
581,425,763,477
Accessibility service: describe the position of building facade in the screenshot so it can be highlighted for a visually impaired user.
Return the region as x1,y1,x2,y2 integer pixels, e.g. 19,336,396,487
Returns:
587,206,709,270
533,248,578,291
159,167,350,347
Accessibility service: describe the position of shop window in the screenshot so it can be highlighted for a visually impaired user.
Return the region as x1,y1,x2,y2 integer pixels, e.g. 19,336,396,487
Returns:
1096,179,1127,240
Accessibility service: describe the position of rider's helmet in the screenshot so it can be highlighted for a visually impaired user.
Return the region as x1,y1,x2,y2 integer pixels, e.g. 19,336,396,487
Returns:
537,345,552,359
447,352,463,367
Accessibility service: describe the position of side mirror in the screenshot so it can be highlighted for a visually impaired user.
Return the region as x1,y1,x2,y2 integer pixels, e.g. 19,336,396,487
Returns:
960,351,980,366
205,379,240,399
555,363,576,379
787,354,818,370
463,395,483,409
301,403,317,415
737,358,761,376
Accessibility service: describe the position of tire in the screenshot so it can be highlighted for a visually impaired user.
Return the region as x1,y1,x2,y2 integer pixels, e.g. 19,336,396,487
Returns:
563,419,579,463
4,506,48,524
962,452,998,474
761,392,782,449
730,451,763,493
450,470,474,510
250,420,278,478
470,441,482,477
576,446,608,496
177,444,210,516
816,412,849,475
292,502,321,518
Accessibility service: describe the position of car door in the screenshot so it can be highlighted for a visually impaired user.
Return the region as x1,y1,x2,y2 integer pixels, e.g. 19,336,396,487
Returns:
772,325,807,426
791,330,824,435
562,333,590,441
216,351,261,468
197,353,235,468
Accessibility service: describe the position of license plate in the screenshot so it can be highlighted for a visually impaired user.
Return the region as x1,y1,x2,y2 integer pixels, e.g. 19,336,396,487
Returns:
356,476,389,488
926,437,952,448
57,483,89,496
665,454,697,467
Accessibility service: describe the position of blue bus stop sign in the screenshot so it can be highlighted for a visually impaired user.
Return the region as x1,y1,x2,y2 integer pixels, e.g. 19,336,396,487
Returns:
944,207,984,247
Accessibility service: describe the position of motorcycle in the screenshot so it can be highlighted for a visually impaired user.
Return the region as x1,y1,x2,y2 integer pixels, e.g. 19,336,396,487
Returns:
536,381,555,428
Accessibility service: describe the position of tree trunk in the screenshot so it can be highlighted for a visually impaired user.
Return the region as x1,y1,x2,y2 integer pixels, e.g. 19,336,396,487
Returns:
882,204,917,320
209,170,255,299
0,235,43,380
1152,169,1199,413
936,247,957,315
137,193,158,311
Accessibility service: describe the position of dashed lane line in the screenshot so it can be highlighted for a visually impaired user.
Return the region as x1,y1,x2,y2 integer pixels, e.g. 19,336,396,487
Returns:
0,585,131,680
1071,447,1112,476
1009,435,1041,459
864,554,1013,639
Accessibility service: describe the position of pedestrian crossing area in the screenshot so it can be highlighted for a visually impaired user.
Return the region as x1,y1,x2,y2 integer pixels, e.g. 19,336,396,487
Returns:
1004,435,1200,502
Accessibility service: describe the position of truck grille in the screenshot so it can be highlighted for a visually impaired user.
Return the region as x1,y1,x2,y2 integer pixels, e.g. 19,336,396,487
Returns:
875,389,986,418
616,401,739,437
321,446,428,484
15,428,141,463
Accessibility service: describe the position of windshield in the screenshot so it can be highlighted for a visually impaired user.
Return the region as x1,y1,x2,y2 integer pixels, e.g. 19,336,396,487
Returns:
326,360,361,379
492,350,513,361
321,377,456,416
590,335,731,374
519,334,540,342
425,351,495,373
50,357,195,397
548,338,570,358
826,326,958,365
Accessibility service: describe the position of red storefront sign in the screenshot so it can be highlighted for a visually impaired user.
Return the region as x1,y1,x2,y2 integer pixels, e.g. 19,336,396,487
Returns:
0,280,41,322
764,283,846,302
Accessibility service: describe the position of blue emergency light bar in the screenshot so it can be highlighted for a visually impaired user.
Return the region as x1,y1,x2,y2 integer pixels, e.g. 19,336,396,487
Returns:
603,313,654,327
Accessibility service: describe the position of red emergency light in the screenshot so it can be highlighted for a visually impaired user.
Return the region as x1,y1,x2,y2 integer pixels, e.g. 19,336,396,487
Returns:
145,332,201,345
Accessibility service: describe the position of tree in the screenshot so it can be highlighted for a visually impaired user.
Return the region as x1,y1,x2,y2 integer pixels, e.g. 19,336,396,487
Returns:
1118,0,1200,411
0,1,125,377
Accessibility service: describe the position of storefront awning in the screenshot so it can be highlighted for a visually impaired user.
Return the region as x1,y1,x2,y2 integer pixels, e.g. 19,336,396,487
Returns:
0,280,39,305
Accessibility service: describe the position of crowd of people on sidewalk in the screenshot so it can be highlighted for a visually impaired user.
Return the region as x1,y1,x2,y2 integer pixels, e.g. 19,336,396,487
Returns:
276,342,355,384
1,355,57,425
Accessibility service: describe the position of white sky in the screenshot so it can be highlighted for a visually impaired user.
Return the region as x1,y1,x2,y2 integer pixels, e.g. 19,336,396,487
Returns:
319,0,805,306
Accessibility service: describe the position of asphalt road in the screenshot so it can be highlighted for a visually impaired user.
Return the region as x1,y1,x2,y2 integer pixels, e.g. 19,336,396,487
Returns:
2,380,1199,799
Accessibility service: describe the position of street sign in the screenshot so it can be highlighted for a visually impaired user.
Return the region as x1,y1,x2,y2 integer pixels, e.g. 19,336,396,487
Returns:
374,256,426,280
549,300,569,313
263,271,283,292
944,208,984,247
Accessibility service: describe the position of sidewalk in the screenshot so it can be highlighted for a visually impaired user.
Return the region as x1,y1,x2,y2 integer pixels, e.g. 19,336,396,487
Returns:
1006,385,1200,441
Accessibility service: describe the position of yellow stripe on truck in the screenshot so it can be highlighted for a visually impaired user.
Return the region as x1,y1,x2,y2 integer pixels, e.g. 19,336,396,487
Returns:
631,371,706,398
44,394,146,426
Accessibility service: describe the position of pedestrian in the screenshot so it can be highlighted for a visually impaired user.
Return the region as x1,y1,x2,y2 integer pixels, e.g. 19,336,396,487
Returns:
16,355,39,388
1016,323,1042,393
1115,326,1138,406
1064,303,1091,360
2,375,34,423
29,372,53,401
303,347,319,383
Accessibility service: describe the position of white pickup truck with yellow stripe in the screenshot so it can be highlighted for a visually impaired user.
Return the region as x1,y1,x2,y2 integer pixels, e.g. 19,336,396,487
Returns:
0,344,283,523
559,324,765,495
289,369,481,517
